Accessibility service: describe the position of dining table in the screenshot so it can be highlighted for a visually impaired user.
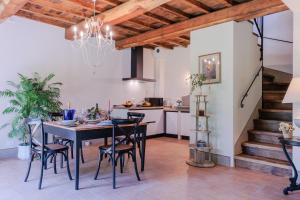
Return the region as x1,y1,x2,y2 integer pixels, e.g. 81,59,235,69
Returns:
43,121,148,190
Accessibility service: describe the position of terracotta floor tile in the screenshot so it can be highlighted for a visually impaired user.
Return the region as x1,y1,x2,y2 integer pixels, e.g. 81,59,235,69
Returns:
0,137,299,200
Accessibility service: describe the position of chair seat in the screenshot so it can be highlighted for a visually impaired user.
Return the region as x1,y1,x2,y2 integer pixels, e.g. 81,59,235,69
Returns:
45,144,68,152
99,144,133,152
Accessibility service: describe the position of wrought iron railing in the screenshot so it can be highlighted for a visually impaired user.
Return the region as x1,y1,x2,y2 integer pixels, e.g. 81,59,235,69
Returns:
240,17,264,108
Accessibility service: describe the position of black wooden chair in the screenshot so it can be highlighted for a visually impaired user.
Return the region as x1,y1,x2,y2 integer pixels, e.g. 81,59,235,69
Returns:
94,118,141,189
127,112,145,159
49,112,85,165
24,119,72,190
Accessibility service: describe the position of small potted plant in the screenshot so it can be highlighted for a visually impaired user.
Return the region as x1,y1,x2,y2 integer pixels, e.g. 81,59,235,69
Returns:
0,73,62,160
279,122,294,139
189,73,206,94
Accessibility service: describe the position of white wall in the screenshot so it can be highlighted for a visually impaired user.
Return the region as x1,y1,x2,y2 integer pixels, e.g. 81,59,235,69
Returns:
0,16,155,149
162,47,191,104
190,21,260,166
253,10,293,73
191,22,235,163
234,22,261,144
283,0,300,171
292,10,300,174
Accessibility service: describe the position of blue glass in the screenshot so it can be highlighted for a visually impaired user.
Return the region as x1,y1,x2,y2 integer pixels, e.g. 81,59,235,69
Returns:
63,109,76,120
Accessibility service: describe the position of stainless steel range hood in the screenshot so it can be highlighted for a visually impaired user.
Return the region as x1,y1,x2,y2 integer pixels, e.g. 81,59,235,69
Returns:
122,47,156,82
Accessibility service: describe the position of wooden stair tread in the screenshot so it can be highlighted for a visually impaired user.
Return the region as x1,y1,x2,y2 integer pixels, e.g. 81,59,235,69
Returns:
235,154,291,169
254,119,291,123
248,129,282,136
263,99,286,103
263,74,275,78
263,90,286,94
242,141,292,152
259,109,292,113
263,82,290,86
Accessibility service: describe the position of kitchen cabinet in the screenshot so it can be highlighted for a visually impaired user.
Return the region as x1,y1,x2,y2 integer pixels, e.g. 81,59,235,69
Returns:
166,111,192,138
166,112,178,135
180,112,193,137
140,109,164,136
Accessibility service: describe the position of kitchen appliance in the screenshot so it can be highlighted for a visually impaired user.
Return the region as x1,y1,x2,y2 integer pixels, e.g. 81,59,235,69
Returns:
122,47,156,82
145,97,163,107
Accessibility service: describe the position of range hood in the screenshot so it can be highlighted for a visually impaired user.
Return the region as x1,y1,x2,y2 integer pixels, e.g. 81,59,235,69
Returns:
122,47,156,82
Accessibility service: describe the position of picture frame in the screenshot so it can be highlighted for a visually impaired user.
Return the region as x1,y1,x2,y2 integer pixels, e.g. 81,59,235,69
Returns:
198,52,221,84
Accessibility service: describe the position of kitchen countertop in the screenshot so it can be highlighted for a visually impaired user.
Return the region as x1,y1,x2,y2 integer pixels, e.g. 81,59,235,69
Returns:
113,105,190,113
164,107,190,113
113,105,164,110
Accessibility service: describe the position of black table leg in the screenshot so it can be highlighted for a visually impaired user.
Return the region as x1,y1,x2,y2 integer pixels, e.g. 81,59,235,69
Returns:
44,132,49,169
282,143,300,195
74,138,80,190
141,131,146,172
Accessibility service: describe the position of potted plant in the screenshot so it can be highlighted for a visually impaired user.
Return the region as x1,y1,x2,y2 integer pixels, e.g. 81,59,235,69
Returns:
0,73,62,160
189,73,206,93
279,122,294,139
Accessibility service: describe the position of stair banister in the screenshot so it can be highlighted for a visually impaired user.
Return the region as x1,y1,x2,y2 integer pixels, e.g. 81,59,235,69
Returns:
240,17,264,108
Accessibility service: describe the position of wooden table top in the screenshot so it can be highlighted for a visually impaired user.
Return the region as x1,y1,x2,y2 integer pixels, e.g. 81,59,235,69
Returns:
43,121,147,132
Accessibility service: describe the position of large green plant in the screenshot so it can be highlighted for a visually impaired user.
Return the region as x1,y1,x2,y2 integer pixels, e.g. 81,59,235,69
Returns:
0,73,62,144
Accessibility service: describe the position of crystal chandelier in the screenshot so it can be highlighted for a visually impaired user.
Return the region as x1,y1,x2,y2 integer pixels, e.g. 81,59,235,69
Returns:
71,0,114,48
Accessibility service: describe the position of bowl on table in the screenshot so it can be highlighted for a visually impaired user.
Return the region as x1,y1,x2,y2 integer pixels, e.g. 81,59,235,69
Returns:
59,120,76,127
86,119,101,124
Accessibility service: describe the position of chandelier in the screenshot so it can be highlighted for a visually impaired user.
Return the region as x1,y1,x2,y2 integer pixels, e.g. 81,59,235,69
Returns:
71,0,114,49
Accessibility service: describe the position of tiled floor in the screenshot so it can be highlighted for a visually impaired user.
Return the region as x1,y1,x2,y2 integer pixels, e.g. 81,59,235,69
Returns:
0,137,299,200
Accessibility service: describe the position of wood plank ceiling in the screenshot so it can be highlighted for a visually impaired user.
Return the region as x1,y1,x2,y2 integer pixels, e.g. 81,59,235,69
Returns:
7,0,288,49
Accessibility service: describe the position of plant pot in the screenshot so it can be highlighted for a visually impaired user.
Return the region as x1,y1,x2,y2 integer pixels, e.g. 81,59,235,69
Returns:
18,143,30,160
282,130,293,139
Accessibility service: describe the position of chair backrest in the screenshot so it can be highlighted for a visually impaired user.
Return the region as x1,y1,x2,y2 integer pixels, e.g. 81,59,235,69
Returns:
111,118,141,149
127,112,145,123
27,119,45,149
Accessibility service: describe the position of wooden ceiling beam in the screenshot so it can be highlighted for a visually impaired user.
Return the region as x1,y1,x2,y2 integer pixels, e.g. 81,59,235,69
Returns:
128,19,154,30
178,35,190,42
101,0,120,7
221,0,236,6
28,0,87,19
65,0,172,40
235,3,288,21
19,8,76,25
154,42,174,49
144,12,174,25
0,0,29,20
116,0,288,49
183,0,212,13
160,4,191,19
64,0,100,13
16,10,69,27
117,24,143,34
166,39,189,47
144,44,156,49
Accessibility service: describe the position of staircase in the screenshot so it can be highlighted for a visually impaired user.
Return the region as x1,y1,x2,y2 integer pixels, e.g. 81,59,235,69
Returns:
235,71,292,177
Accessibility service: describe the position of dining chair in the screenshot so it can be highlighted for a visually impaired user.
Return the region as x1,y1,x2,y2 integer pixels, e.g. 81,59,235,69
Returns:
94,118,141,189
24,119,72,190
113,112,145,171
50,112,85,165
127,112,145,159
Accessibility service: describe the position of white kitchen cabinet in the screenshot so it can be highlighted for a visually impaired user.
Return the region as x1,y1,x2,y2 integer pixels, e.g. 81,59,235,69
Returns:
139,109,164,136
166,112,178,135
180,112,193,137
166,111,192,138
